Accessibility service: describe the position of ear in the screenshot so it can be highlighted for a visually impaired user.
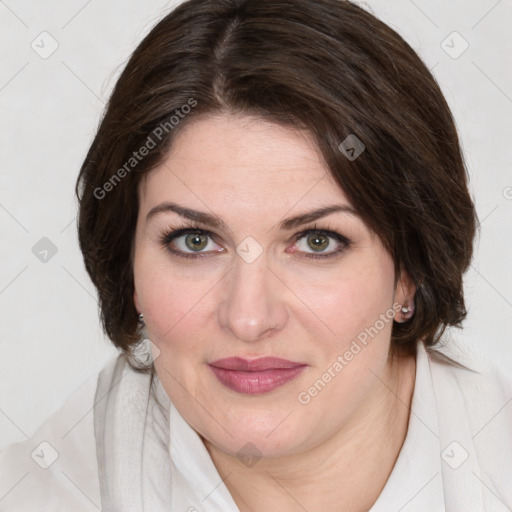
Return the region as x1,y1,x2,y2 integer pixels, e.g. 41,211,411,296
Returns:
394,267,416,323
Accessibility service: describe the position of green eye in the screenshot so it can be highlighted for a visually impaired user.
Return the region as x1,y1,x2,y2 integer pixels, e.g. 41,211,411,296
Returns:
185,233,209,251
160,227,222,258
294,229,350,259
160,225,350,261
306,233,329,252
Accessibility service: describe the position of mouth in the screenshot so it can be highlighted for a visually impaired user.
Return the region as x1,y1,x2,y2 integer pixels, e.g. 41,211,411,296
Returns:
208,357,307,395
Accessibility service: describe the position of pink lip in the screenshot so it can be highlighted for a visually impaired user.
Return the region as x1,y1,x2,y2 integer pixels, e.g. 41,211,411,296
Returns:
208,357,307,394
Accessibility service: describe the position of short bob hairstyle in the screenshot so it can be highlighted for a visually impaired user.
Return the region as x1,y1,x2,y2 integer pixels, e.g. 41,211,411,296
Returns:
75,0,477,362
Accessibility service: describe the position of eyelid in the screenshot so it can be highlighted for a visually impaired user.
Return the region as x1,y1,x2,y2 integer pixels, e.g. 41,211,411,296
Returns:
293,226,350,244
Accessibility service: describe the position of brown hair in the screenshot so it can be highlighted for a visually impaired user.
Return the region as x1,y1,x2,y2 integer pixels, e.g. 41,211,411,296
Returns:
75,0,477,363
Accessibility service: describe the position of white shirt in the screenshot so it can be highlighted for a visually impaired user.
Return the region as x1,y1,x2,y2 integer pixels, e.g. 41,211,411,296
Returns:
1,340,511,511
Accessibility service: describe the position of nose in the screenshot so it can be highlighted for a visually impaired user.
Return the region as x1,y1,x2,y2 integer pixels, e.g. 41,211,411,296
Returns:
217,253,288,343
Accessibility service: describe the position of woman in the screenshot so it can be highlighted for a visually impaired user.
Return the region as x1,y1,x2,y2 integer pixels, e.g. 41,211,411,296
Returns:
1,0,511,510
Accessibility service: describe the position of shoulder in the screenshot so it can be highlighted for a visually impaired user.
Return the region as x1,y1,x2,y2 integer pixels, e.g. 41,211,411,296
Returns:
0,354,121,511
426,340,512,499
426,339,512,405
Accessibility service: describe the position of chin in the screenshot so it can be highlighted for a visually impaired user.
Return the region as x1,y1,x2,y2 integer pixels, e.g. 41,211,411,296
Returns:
200,408,313,460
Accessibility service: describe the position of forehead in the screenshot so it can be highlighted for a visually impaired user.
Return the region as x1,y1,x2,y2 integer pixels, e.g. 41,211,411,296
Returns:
138,113,350,212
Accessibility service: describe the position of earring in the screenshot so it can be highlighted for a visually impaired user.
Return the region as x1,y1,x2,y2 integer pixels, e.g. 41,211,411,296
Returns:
400,303,415,321
132,313,157,367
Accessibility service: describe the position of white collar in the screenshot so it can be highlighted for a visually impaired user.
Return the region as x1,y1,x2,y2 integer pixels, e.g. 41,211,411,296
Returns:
169,399,239,510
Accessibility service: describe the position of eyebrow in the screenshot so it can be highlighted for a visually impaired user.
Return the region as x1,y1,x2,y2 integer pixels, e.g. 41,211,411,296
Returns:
146,201,358,231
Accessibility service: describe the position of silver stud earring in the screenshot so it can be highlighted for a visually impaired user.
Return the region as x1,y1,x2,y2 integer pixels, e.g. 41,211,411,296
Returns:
138,313,145,325
401,305,411,314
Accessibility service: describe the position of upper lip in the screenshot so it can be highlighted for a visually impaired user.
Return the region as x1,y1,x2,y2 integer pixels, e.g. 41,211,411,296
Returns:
208,357,305,371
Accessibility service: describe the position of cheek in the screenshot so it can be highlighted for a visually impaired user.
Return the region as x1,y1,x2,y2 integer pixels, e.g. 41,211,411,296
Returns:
133,251,221,355
290,258,396,427
291,250,396,350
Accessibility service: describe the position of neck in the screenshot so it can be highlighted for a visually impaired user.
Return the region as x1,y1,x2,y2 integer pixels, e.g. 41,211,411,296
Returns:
203,349,417,512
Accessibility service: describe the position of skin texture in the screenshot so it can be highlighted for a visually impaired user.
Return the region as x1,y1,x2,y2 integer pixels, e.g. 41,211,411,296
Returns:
133,113,417,511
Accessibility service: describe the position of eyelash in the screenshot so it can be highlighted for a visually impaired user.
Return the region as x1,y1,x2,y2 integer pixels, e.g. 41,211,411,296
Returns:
158,222,351,260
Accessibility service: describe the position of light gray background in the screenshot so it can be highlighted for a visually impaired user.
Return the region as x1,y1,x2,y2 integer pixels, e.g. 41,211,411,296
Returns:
1,0,511,451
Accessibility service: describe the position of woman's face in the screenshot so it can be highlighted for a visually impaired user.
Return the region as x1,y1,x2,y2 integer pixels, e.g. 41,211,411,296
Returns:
133,113,413,459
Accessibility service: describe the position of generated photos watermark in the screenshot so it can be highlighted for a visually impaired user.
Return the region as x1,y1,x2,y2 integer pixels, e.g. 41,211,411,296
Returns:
297,302,402,405
93,98,197,200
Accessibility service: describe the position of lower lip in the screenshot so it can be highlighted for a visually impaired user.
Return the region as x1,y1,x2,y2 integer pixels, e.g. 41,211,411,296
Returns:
208,365,307,395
